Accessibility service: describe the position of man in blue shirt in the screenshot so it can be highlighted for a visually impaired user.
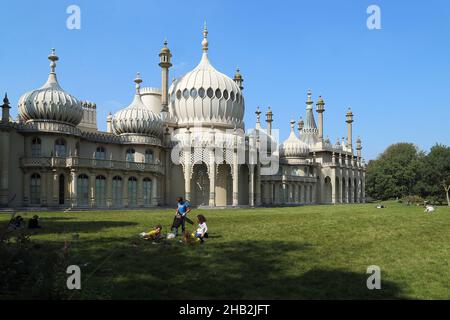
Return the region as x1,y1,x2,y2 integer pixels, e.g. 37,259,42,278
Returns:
174,196,190,235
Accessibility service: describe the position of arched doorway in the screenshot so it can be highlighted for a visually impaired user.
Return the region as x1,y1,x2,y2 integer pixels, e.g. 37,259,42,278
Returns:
191,163,210,206
335,177,340,204
324,177,332,204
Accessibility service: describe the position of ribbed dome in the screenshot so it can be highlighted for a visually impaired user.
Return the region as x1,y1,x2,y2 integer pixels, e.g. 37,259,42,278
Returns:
112,74,163,137
280,121,310,158
168,25,244,129
18,49,83,126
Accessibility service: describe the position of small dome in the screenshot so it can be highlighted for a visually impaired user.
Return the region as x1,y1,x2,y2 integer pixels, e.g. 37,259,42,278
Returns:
168,25,244,129
280,120,310,158
112,74,163,137
18,49,83,126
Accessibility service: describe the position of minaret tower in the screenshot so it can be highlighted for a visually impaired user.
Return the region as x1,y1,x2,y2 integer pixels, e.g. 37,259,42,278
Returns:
1,93,11,123
298,117,304,133
159,39,172,114
356,137,362,160
266,107,273,136
316,96,325,141
255,107,261,130
346,107,354,150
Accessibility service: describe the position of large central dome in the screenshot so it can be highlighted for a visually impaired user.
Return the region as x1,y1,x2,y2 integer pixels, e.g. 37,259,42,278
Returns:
168,25,244,129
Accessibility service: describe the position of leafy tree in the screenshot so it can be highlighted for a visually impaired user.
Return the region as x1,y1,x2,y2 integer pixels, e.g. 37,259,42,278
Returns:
366,143,424,200
421,144,450,206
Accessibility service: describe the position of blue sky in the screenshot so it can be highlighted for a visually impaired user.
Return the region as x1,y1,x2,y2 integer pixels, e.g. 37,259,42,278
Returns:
0,0,449,160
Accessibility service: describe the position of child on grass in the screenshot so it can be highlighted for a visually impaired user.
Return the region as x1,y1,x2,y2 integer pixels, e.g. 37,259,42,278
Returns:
140,224,163,241
194,214,208,243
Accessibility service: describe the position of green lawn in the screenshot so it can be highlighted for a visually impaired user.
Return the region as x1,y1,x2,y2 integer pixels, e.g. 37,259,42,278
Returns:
1,202,450,299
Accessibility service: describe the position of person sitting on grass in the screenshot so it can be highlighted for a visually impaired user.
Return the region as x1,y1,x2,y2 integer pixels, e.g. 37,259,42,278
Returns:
140,224,163,242
28,215,42,229
194,214,208,243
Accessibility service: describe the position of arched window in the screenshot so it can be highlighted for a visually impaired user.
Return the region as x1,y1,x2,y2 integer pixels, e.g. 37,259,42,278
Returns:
128,177,137,206
143,178,152,206
112,176,122,207
95,146,106,160
77,174,89,206
54,139,67,157
30,173,41,205
31,137,41,157
145,149,154,164
126,148,135,162
75,142,80,156
95,175,106,206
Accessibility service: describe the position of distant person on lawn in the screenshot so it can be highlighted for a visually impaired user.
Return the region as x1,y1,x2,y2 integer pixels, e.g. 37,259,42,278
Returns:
172,197,191,236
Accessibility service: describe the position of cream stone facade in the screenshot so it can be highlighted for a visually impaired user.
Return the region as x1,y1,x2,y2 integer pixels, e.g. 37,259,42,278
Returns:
0,26,365,209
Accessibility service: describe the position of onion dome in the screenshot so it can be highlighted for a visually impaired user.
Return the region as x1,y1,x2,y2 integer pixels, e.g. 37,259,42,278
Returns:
18,49,83,126
168,23,244,129
112,73,163,137
280,120,310,158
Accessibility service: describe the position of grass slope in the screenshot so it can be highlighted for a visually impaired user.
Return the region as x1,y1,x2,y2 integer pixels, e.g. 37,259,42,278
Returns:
1,202,450,299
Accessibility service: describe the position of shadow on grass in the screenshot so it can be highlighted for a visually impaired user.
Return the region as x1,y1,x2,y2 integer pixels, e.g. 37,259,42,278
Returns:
65,237,405,300
0,220,138,236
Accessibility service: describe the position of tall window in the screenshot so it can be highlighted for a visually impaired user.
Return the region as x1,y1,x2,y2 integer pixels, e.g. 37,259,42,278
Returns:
95,175,106,206
31,137,41,157
143,178,152,206
30,173,41,205
75,142,80,156
54,139,67,157
128,177,137,207
126,148,135,162
95,146,106,160
112,176,122,207
77,174,89,206
145,149,154,163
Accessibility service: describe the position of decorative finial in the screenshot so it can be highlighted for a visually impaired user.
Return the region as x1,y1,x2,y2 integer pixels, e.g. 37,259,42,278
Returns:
48,48,59,73
306,90,313,106
234,68,244,90
290,119,296,132
3,93,9,105
202,21,209,53
134,72,142,94
255,107,261,122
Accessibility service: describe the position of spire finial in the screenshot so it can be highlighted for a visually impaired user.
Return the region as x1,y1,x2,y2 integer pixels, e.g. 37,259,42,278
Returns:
48,48,59,73
202,21,209,53
134,72,142,94
255,106,261,122
290,119,296,132
3,93,9,105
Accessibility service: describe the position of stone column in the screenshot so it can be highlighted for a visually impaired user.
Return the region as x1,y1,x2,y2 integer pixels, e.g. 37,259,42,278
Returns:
273,182,279,204
40,171,47,206
106,174,112,208
331,172,336,205
209,163,216,207
344,178,349,203
305,183,310,204
232,160,239,207
255,164,261,206
52,171,59,206
248,164,255,207
137,176,143,207
312,183,316,204
362,172,366,203
122,175,128,208
23,173,30,206
152,176,158,206
89,173,96,208
71,170,77,207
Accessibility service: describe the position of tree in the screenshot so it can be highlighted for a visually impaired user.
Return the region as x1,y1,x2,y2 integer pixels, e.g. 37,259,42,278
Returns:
366,143,424,200
422,144,450,206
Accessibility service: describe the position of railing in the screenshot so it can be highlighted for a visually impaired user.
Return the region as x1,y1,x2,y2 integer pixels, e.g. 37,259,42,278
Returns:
20,156,164,174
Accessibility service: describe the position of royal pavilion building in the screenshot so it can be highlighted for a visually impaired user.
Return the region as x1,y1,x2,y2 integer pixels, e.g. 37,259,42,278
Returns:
0,25,366,209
